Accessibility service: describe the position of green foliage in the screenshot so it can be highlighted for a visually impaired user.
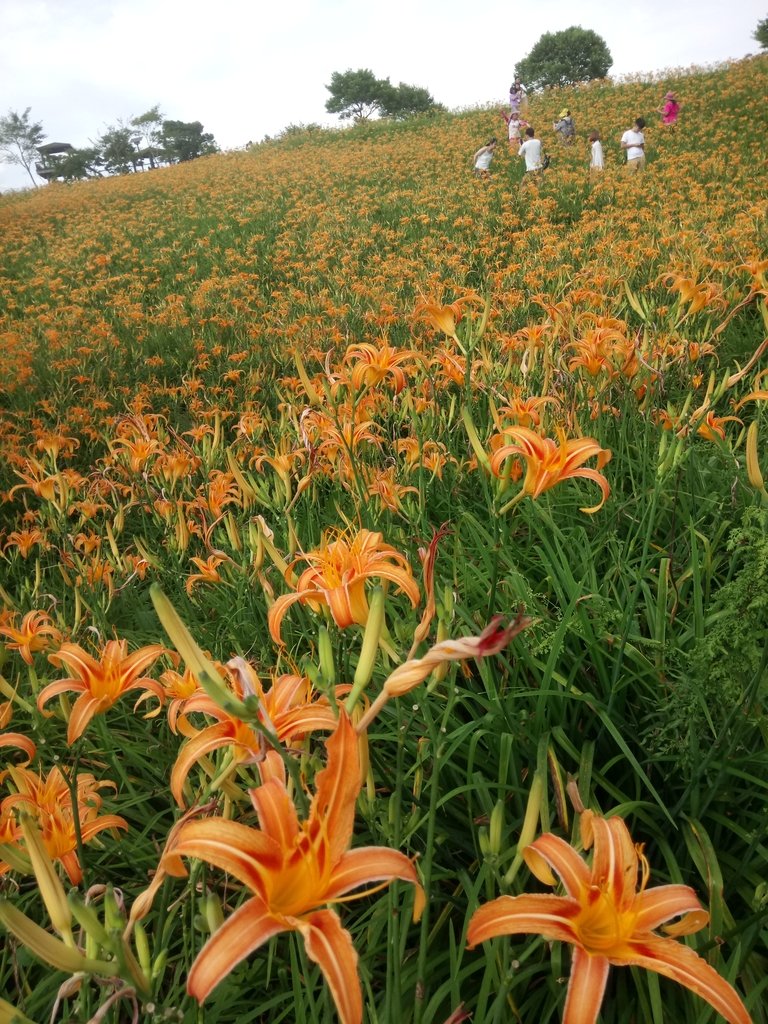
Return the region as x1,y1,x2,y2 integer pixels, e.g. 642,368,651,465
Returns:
160,119,218,163
96,124,141,175
54,146,103,181
650,508,768,777
131,105,164,168
515,25,613,90
379,81,439,119
0,107,46,186
754,15,768,49
325,68,385,120
325,68,437,121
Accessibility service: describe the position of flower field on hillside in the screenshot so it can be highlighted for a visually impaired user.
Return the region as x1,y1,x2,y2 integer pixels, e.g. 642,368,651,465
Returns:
0,56,766,1024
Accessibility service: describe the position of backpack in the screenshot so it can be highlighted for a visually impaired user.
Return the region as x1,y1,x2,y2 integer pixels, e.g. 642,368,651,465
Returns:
542,154,551,170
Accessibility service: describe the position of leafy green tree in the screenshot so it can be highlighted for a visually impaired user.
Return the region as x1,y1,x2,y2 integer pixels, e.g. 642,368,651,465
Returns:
515,26,613,91
131,105,164,168
160,120,218,163
0,107,46,187
325,69,387,120
754,16,768,49
378,82,438,119
55,147,103,181
97,124,141,174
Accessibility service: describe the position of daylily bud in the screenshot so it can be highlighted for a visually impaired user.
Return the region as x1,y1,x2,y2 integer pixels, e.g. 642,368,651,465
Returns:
293,350,322,406
461,405,492,474
346,586,386,714
489,799,505,857
151,949,168,981
224,512,243,552
205,890,225,934
133,920,152,978
318,625,335,687
103,884,123,933
0,899,115,976
68,894,110,948
746,421,767,496
151,585,247,718
0,996,35,1024
18,814,73,945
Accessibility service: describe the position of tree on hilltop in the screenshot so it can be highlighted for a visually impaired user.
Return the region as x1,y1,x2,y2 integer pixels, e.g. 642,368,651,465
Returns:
325,69,387,120
97,123,142,175
131,105,164,168
515,26,613,91
754,16,768,49
378,81,439,119
0,107,46,187
160,120,218,163
325,69,438,121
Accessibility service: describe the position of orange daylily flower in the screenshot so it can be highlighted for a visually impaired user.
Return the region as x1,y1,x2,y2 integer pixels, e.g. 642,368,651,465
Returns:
467,809,751,1024
341,341,421,393
2,527,48,558
489,427,611,513
268,528,420,644
169,657,348,807
185,554,229,595
694,411,742,442
38,639,166,744
414,293,481,340
0,765,127,884
162,711,423,1021
0,610,62,665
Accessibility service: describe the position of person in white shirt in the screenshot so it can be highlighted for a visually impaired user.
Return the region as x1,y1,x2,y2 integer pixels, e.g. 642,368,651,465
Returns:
518,126,543,174
589,130,604,172
473,138,497,177
621,117,646,172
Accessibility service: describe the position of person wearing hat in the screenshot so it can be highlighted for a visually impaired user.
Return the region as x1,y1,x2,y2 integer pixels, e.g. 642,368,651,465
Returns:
553,109,575,144
657,91,680,126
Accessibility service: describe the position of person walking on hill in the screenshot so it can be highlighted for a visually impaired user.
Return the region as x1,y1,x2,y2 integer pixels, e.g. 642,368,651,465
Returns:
657,91,680,126
553,109,576,144
509,79,527,114
588,130,604,172
518,126,544,175
473,138,497,178
621,117,646,172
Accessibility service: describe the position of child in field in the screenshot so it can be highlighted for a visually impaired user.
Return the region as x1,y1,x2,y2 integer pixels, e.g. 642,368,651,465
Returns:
505,110,529,146
588,130,604,171
473,138,497,177
553,109,576,144
657,91,680,126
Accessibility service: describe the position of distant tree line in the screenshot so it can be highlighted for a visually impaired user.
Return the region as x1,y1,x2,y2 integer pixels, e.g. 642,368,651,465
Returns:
0,105,218,186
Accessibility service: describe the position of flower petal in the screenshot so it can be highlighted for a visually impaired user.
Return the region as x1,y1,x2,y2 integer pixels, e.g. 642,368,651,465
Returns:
170,818,281,895
589,815,637,911
310,712,361,865
250,776,300,850
297,909,362,1024
65,694,104,744
170,722,234,807
524,833,591,896
326,847,424,920
634,884,707,934
187,898,284,1002
562,947,610,1024
617,936,751,1024
466,893,580,948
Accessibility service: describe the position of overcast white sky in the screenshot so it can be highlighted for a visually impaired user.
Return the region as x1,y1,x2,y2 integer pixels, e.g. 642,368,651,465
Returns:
0,0,763,191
